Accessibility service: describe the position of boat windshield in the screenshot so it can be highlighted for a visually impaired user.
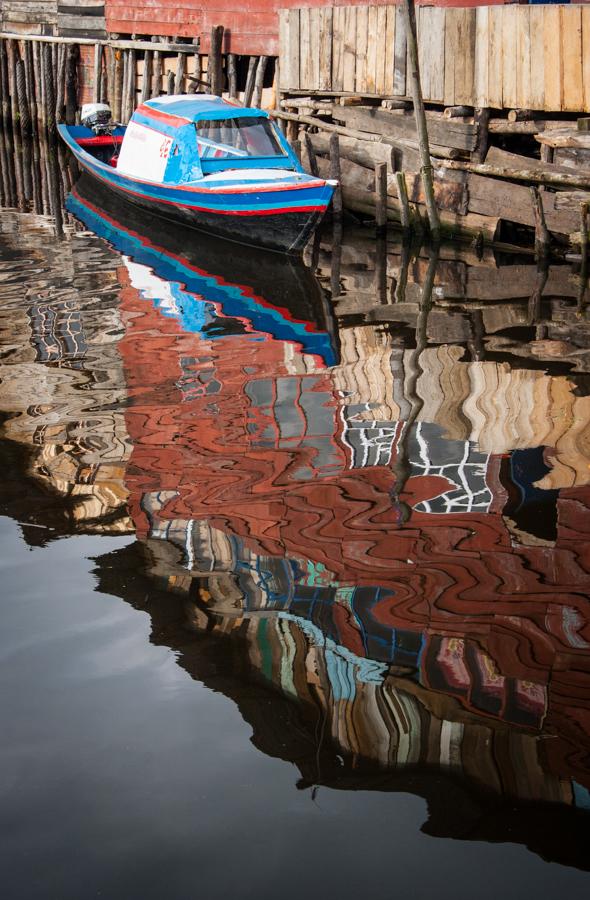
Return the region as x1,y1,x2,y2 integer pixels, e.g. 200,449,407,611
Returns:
195,116,285,160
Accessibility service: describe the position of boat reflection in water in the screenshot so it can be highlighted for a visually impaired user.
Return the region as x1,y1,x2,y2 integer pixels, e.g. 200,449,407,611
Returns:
1,161,589,875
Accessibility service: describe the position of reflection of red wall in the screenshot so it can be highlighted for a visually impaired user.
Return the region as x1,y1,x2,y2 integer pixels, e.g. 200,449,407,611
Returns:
118,267,590,784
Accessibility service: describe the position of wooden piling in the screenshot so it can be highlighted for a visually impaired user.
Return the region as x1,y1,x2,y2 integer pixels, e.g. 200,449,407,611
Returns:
0,40,9,132
65,43,79,126
127,50,136,120
472,107,490,163
401,0,440,242
55,44,67,124
7,40,19,134
210,25,224,97
395,171,412,232
152,38,163,99
23,41,36,134
303,131,319,177
175,51,186,94
167,69,175,97
329,133,342,220
375,161,388,233
252,55,267,109
15,59,31,138
42,43,56,137
141,50,153,104
530,186,550,259
228,53,237,99
244,57,257,107
93,43,102,103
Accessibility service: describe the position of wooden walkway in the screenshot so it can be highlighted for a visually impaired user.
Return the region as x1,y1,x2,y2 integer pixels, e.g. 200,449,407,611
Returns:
279,4,590,113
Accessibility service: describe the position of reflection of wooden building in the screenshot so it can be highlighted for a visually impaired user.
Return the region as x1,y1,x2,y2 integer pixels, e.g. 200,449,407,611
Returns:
115,251,590,799
0,210,132,533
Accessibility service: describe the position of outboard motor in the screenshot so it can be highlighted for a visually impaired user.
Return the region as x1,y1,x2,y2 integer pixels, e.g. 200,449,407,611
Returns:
80,103,113,136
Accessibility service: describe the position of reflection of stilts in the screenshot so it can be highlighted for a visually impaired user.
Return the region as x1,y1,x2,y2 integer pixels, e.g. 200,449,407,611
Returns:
390,247,439,526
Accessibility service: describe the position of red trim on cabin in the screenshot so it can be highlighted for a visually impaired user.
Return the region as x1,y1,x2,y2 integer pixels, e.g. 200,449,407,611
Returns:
135,103,191,128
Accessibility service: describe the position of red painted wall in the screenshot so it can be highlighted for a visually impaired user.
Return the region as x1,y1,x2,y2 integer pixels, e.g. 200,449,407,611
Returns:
105,1,508,56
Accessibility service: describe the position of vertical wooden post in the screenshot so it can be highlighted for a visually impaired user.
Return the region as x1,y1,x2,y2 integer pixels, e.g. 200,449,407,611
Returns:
395,171,412,232
579,202,589,310
243,56,257,106
252,56,268,108
152,37,162,98
175,52,186,94
291,139,301,162
55,44,67,125
167,69,175,96
530,186,549,260
401,0,440,242
375,162,388,233
303,131,319,177
210,26,224,96
329,133,342,221
127,50,137,119
24,41,36,134
43,42,56,137
65,43,79,126
141,50,153,103
16,59,31,138
0,40,9,131
112,47,123,121
227,53,237,99
93,43,102,103
7,40,19,132
472,107,490,163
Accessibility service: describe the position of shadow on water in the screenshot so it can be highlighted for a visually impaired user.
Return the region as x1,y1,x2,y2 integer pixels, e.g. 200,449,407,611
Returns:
1,132,590,890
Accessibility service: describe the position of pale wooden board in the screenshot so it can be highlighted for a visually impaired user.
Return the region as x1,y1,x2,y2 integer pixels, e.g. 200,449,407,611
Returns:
393,5,407,97
444,7,459,106
561,5,584,112
331,5,344,93
487,6,503,109
473,6,489,108
299,6,312,91
516,7,531,111
374,5,388,95
318,6,333,91
342,5,357,93
309,7,321,93
383,4,396,95
543,5,563,112
365,5,378,94
528,7,545,112
583,8,590,112
355,5,368,93
457,9,476,106
501,5,518,110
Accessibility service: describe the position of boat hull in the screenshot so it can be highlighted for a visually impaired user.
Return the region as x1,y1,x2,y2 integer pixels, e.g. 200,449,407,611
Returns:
58,125,334,253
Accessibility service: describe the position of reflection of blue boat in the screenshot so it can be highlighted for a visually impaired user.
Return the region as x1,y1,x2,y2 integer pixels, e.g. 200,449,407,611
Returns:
67,177,338,366
59,95,335,253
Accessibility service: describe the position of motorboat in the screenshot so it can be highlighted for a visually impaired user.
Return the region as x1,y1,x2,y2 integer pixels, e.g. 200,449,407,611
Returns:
58,95,336,253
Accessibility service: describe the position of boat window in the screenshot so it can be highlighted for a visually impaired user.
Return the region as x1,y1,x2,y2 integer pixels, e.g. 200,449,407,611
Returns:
195,117,285,159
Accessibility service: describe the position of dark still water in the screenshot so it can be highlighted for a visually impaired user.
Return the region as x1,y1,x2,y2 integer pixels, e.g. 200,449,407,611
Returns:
1,146,589,899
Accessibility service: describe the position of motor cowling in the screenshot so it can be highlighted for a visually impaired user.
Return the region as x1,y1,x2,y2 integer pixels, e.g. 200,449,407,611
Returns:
80,103,113,135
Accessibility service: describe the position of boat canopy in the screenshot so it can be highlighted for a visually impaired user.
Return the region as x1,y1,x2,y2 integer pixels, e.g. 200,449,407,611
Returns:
115,94,302,184
140,94,272,124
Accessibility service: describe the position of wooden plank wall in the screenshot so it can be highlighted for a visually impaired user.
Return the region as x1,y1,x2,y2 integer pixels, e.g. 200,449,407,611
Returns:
279,4,590,113
57,3,106,39
0,1,57,35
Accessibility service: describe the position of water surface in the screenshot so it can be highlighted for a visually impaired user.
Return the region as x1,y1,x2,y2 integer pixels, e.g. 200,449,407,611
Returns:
0,139,589,899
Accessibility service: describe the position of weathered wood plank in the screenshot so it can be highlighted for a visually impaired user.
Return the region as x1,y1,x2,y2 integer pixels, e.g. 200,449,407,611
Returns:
543,5,563,112
444,8,459,106
456,8,476,106
561,5,584,113
355,5,368,94
529,7,545,112
365,5,378,95
502,5,518,110
383,4,396,95
374,5,388,96
342,5,356,93
516,7,532,111
487,6,503,109
318,6,332,91
393,6,406,97
473,6,488,108
331,5,344,93
299,7,312,90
